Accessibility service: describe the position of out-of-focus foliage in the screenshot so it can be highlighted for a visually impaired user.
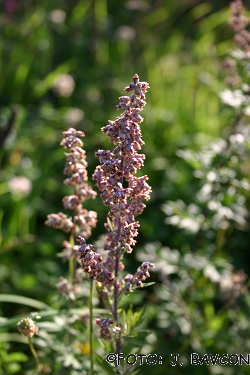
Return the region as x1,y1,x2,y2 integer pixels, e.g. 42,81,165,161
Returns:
2,0,250,374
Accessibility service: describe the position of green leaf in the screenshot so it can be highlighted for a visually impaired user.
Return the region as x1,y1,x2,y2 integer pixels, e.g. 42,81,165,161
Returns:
62,353,81,369
95,353,114,375
0,333,27,343
4,362,21,374
0,307,105,330
132,305,146,329
139,282,155,288
0,294,50,310
4,351,28,363
122,309,127,331
100,338,113,354
127,305,133,333
123,330,152,348
36,321,62,332
207,315,225,331
68,0,92,26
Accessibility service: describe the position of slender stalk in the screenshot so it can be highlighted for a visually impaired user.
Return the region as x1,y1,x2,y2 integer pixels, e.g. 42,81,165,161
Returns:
69,234,75,286
0,343,2,375
28,337,40,373
113,158,124,354
89,278,94,375
69,258,74,285
114,262,121,354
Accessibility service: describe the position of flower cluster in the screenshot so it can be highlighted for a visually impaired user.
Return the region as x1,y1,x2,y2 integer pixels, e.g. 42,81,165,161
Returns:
45,128,97,257
222,58,241,90
56,276,79,301
96,318,120,340
230,0,250,53
45,212,73,233
17,318,39,338
59,240,80,261
122,262,155,292
78,236,114,284
90,74,153,343
221,1,250,108
93,74,151,261
44,76,154,349
45,128,97,301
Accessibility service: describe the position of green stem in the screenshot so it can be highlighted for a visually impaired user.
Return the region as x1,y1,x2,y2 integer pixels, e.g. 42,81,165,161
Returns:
89,278,94,375
69,258,74,285
69,234,75,286
28,337,40,373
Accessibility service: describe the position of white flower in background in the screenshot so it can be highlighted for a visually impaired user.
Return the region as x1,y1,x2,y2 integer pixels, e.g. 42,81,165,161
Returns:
244,106,250,116
229,133,244,144
8,176,32,197
219,89,245,107
125,0,150,11
53,74,75,97
230,49,250,60
242,83,250,92
230,49,245,60
115,26,136,41
65,108,84,125
49,9,66,24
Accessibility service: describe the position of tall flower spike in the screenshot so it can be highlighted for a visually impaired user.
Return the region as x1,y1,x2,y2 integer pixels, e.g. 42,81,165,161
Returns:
93,75,152,349
93,74,151,258
45,128,97,259
45,128,98,304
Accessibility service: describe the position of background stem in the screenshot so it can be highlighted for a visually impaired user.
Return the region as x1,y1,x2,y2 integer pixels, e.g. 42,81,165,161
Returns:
28,337,40,372
89,278,94,375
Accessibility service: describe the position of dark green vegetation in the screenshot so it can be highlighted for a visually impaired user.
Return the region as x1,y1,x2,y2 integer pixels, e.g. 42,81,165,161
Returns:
1,0,250,374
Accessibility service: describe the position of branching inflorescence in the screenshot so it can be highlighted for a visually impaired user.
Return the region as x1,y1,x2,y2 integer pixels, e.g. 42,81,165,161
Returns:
45,128,97,298
78,74,155,352
230,0,250,52
222,1,250,91
45,75,154,359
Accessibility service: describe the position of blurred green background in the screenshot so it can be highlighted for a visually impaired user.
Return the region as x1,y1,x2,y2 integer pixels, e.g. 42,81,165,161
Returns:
2,0,250,374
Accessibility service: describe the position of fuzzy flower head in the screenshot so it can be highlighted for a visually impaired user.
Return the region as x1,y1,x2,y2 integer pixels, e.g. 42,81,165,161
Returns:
17,318,39,338
93,74,151,256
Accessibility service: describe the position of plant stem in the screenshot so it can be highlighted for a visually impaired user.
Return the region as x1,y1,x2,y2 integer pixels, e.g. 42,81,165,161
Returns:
113,157,124,355
69,234,75,286
28,337,40,373
89,278,94,375
69,258,74,285
114,253,121,354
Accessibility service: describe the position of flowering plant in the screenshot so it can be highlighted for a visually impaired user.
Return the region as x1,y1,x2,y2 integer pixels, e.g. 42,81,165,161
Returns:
39,74,154,374
77,75,154,374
